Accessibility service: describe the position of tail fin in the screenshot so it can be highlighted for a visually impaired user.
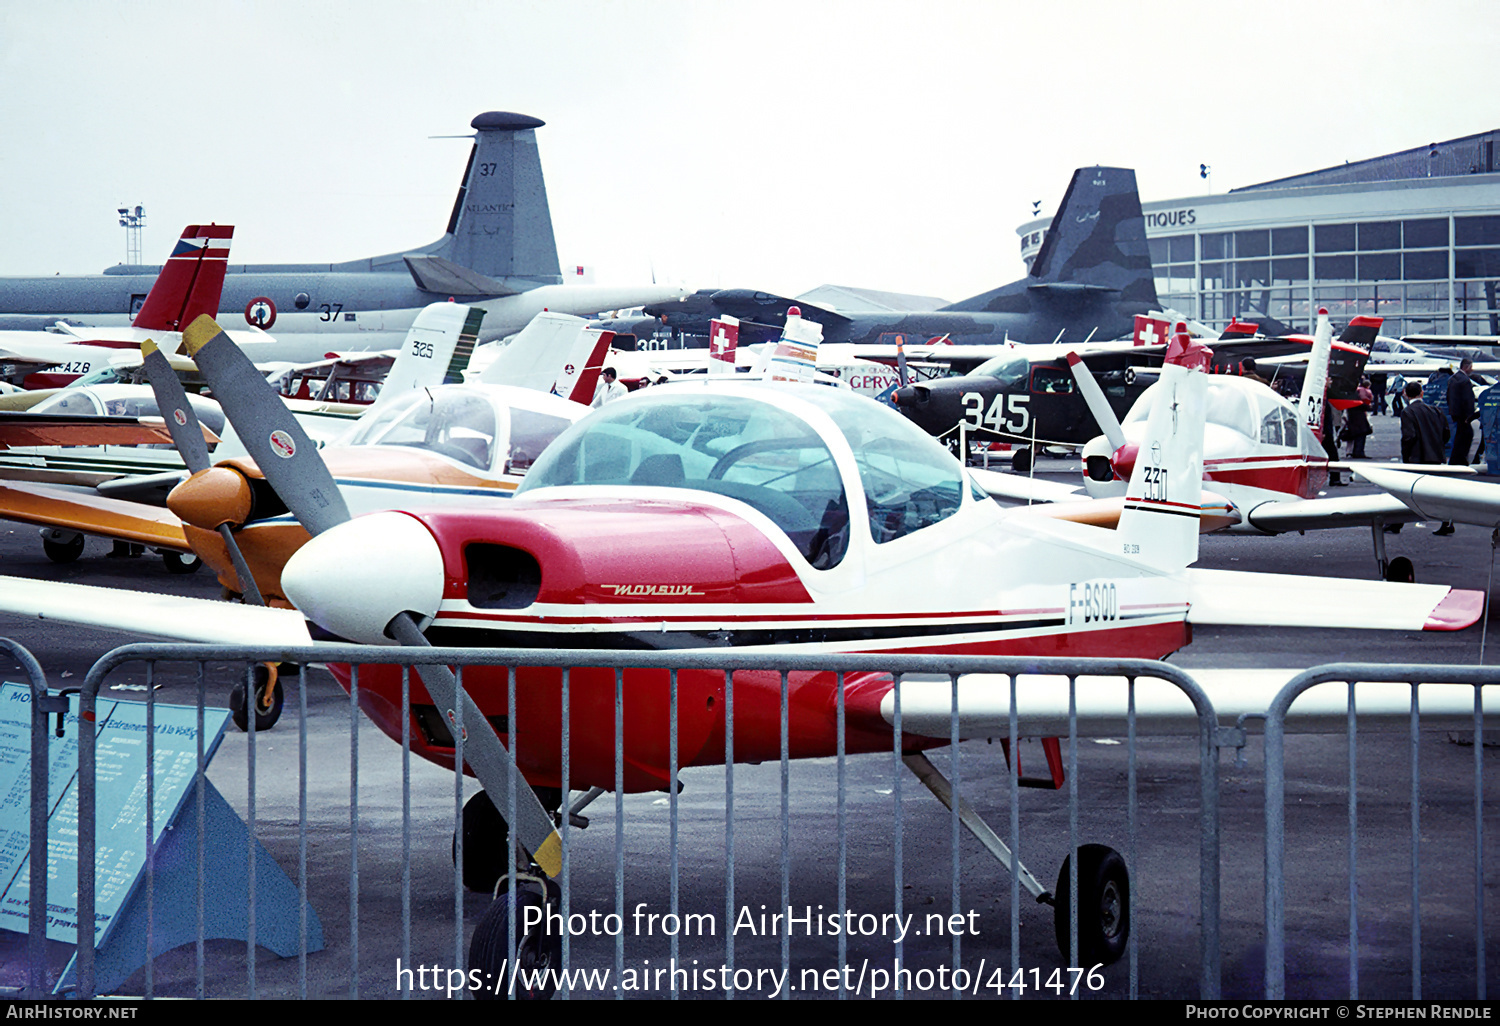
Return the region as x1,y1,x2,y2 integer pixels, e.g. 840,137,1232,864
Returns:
370,303,486,411
751,307,823,382
562,329,613,404
418,112,561,284
132,225,233,332
1115,326,1209,570
708,316,740,376
479,311,611,403
1026,168,1156,302
1299,309,1333,443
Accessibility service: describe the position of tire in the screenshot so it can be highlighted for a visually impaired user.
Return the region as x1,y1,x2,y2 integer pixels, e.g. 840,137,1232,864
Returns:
230,665,284,732
1385,556,1415,583
470,886,562,1001
162,550,203,574
1053,843,1130,967
1011,446,1032,474
457,790,510,893
42,533,85,564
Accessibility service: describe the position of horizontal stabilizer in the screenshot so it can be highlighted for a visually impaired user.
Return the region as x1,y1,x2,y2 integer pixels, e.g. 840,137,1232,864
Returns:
1026,282,1119,296
403,254,519,297
1183,567,1481,631
865,669,1500,739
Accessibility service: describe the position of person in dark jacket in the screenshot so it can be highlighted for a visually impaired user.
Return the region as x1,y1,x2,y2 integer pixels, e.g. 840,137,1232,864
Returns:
1400,380,1455,534
1448,358,1477,466
1344,377,1374,458
1402,380,1450,463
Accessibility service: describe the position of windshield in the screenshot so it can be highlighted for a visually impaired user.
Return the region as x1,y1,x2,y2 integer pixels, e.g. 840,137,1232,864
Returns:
970,353,1030,387
522,391,851,568
342,389,497,470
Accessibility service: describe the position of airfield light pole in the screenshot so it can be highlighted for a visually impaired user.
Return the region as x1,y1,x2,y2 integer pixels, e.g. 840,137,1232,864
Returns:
118,205,146,266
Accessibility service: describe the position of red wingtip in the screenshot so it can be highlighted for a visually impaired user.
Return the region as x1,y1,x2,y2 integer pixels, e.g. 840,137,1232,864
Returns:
787,306,801,317
1425,589,1485,631
1318,307,1328,316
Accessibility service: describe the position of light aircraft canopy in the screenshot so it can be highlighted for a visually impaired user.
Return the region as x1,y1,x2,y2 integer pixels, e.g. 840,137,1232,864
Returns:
518,384,970,568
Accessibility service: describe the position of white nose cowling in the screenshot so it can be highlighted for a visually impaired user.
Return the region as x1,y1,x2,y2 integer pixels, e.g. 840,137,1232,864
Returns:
281,511,447,646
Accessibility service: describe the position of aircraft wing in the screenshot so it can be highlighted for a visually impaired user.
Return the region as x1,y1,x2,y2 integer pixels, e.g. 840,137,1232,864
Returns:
0,479,192,550
1363,360,1500,376
1238,492,1420,533
968,467,1091,503
0,412,218,449
1355,464,1500,529
1181,567,1480,631
854,668,1499,739
0,574,312,646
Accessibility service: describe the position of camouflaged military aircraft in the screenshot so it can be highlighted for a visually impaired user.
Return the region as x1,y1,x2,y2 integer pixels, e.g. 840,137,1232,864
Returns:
614,166,1160,351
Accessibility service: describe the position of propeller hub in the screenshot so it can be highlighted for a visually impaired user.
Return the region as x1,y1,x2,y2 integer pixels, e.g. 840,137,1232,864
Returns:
167,466,253,530
281,511,446,645
1111,441,1140,482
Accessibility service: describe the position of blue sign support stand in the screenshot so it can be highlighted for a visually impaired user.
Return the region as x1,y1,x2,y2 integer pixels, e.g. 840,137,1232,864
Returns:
0,683,322,996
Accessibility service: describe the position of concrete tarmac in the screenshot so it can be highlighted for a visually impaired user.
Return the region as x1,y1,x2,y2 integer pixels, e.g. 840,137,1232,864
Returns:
0,412,1495,1000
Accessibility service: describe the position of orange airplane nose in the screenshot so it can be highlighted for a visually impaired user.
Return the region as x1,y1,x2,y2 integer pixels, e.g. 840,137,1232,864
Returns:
168,466,254,530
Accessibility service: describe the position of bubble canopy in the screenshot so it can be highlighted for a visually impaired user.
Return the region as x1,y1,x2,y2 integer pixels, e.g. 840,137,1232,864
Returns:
519,385,967,567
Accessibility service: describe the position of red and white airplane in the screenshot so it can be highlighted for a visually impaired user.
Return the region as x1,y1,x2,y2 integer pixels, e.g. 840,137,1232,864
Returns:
0,314,1486,972
0,225,234,389
1069,312,1471,581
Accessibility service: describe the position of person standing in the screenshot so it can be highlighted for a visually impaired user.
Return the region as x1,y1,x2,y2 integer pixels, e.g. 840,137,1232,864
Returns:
1400,380,1454,534
591,367,628,408
1448,358,1478,466
1344,377,1374,458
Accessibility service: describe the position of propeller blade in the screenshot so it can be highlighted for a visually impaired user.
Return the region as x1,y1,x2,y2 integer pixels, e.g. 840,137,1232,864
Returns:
141,339,265,606
182,314,562,875
182,315,350,536
1065,352,1127,453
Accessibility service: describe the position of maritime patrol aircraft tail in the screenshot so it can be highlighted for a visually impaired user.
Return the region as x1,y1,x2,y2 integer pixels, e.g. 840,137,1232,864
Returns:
401,112,563,295
131,224,234,335
942,167,1158,340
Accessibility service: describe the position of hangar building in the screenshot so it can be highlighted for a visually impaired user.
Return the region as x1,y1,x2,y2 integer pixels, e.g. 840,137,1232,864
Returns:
1017,131,1500,338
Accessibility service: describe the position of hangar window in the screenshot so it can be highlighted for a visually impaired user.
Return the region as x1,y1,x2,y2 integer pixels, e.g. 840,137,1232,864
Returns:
1404,219,1449,248
1235,231,1269,258
1457,216,1500,246
1315,224,1356,253
1272,227,1308,255
1359,253,1401,281
1357,221,1400,251
1456,248,1500,279
1404,251,1448,280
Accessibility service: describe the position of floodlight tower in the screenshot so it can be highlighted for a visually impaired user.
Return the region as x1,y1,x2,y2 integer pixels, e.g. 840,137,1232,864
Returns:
118,205,146,265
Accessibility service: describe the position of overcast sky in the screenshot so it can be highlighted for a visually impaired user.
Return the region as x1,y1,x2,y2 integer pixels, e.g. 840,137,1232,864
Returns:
2,0,1495,303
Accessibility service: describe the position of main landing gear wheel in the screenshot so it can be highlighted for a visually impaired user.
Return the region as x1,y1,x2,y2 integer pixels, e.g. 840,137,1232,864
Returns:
1384,556,1415,583
1053,844,1129,966
454,788,566,893
162,550,203,574
470,878,563,1001
42,532,85,564
230,663,284,732
1011,446,1032,474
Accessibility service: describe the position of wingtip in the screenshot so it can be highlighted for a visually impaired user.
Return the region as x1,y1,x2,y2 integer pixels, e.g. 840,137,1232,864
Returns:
1424,589,1485,630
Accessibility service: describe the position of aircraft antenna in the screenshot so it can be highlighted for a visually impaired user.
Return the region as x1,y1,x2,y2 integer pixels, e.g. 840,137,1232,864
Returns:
117,205,146,265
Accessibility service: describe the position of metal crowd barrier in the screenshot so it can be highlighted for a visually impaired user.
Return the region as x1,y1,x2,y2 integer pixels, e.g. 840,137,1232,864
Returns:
1262,664,1498,1000
17,642,1228,999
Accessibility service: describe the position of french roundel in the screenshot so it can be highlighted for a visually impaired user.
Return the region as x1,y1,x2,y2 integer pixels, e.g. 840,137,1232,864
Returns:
245,297,277,330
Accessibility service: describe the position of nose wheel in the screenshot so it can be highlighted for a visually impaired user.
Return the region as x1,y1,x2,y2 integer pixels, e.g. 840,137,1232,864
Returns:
1053,844,1130,966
